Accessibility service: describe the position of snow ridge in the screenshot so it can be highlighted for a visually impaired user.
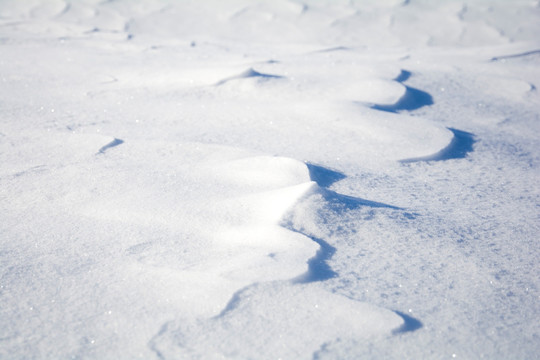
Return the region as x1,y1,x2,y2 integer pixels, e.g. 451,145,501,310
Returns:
148,158,409,358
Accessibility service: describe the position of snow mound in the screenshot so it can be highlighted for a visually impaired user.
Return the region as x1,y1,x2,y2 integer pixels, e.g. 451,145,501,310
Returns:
150,283,403,360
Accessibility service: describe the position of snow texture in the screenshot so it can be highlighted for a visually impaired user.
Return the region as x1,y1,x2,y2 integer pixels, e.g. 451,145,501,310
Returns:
0,0,539,359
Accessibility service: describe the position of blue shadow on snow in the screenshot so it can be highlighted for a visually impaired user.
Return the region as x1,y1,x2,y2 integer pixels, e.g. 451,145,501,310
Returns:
321,188,403,211
394,69,412,83
392,311,423,334
97,138,124,154
371,86,433,113
306,163,346,188
371,69,433,112
293,236,337,284
400,128,475,163
306,163,401,209
490,49,540,62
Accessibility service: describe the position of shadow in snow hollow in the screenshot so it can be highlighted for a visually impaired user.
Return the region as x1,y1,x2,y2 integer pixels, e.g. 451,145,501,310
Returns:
292,235,337,284
371,69,434,113
97,138,124,155
306,163,346,188
392,311,423,334
400,128,476,163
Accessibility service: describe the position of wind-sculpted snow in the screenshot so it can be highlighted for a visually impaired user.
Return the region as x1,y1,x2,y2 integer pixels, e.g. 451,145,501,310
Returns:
1,0,539,359
400,128,476,163
215,68,284,86
371,70,434,113
0,135,405,358
150,284,403,360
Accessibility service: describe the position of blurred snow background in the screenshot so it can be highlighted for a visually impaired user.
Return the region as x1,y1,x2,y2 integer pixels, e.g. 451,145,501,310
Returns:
0,0,539,359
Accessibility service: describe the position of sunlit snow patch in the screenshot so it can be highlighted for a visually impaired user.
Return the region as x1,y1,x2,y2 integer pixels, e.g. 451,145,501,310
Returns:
150,283,404,359
0,135,327,357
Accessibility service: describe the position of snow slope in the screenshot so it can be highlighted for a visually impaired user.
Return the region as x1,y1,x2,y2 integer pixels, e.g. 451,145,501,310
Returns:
1,0,539,359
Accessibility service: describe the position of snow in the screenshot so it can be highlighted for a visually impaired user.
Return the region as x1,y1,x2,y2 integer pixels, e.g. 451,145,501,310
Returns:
1,0,539,359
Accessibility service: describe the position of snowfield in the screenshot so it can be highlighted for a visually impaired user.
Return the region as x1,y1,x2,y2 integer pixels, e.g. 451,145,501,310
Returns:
0,0,539,359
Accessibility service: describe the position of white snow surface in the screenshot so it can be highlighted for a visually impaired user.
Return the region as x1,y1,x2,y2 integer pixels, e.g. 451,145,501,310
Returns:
0,0,539,359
